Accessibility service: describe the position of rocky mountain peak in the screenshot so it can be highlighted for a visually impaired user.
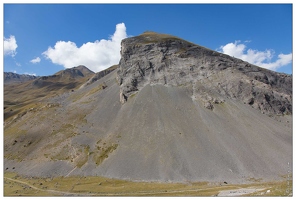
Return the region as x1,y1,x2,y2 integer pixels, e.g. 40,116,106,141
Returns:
73,65,95,76
31,65,94,88
117,32,292,115
54,65,94,78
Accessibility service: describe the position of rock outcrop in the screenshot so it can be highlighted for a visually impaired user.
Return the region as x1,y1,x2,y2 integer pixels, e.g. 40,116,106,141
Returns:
117,31,292,115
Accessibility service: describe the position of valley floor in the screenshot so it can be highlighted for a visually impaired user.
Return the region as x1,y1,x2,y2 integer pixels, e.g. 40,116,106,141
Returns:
4,172,292,197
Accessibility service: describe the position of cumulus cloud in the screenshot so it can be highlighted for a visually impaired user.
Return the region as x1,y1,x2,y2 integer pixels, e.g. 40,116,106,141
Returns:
219,41,292,71
42,23,127,72
30,57,41,64
4,35,18,57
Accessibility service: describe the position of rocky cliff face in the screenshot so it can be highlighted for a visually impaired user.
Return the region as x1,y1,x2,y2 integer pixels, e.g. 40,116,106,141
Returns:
117,32,292,116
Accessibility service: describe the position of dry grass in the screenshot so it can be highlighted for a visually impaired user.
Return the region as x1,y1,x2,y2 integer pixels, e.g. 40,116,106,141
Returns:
4,172,292,197
106,64,118,71
4,73,91,122
136,31,196,47
93,143,118,166
246,179,292,196
69,92,86,103
69,82,106,103
87,83,106,96
74,145,89,168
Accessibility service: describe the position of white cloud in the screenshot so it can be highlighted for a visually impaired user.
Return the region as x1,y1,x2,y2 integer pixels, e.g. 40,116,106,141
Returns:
24,72,37,76
15,62,21,67
42,23,127,72
219,41,292,71
259,53,292,70
4,35,18,57
30,57,41,64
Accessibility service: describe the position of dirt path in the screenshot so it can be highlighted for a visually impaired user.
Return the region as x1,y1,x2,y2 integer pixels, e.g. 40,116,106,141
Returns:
4,176,266,196
217,188,266,196
4,177,85,196
4,176,211,196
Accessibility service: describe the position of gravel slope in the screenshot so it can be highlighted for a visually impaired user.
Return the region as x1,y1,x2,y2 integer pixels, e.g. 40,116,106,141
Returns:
4,69,292,184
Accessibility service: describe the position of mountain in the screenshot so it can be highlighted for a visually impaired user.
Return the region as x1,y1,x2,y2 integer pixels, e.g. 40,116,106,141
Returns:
4,66,94,122
4,32,292,184
4,72,38,84
118,31,292,115
54,65,95,78
32,65,95,88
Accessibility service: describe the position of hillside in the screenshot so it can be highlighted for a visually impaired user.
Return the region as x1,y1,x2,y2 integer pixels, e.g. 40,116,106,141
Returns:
4,32,292,185
4,65,94,123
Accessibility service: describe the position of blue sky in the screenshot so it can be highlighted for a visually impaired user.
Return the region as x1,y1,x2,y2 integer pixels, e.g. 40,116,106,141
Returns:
3,4,292,76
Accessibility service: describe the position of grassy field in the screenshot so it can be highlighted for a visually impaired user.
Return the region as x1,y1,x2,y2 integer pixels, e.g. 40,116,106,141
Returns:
4,172,292,197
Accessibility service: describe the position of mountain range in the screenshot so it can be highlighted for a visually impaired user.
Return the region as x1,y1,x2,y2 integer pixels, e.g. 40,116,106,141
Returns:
4,31,292,184
4,72,39,84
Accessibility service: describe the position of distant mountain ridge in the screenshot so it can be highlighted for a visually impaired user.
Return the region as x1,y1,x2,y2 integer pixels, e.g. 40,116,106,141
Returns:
4,72,39,84
4,65,94,85
32,65,95,88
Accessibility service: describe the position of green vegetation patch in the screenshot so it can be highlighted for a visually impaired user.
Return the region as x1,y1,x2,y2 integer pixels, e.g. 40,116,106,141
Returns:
93,143,118,166
4,172,292,197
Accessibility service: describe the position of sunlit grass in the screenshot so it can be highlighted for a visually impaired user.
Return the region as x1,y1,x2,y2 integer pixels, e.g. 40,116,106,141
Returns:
4,172,292,197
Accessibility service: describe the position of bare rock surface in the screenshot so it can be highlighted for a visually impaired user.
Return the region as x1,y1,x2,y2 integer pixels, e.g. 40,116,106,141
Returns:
117,32,292,115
